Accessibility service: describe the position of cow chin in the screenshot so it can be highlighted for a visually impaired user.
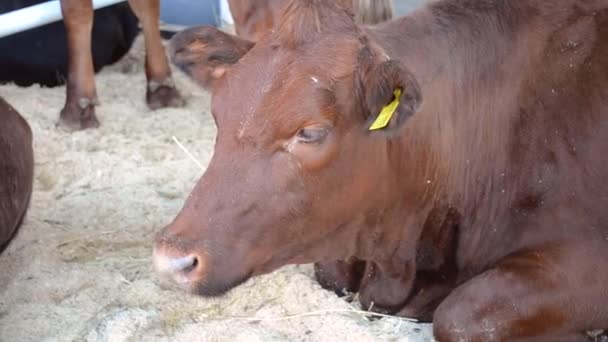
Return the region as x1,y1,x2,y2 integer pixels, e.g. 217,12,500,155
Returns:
190,269,253,297
190,252,308,297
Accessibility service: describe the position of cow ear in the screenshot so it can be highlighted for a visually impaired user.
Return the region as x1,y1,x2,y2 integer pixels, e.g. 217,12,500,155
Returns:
358,59,422,132
169,26,254,91
336,0,355,11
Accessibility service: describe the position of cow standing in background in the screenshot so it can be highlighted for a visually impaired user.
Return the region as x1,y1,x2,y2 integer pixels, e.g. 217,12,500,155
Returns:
59,0,183,130
0,1,139,88
0,0,184,130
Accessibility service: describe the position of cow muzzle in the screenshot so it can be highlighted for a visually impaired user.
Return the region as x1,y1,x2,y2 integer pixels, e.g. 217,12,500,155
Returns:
153,243,207,289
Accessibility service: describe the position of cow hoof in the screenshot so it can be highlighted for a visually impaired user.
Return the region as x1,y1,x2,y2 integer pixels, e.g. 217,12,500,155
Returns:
588,330,608,342
358,295,400,316
146,78,185,110
58,97,100,130
314,259,366,296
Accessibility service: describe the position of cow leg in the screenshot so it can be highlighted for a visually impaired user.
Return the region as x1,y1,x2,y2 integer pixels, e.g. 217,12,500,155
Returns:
433,241,608,341
314,258,366,296
315,258,423,317
397,271,457,322
357,260,417,315
127,0,184,109
59,0,99,130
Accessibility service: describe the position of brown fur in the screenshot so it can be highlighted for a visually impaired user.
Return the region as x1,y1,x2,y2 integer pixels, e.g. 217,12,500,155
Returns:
0,97,33,253
228,0,393,42
227,0,283,41
353,0,393,25
158,0,608,340
171,1,394,91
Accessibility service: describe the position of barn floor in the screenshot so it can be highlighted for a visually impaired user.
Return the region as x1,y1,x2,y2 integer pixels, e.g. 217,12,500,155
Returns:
0,36,433,341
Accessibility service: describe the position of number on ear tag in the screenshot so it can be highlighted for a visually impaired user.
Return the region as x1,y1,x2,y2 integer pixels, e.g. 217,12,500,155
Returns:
369,88,402,131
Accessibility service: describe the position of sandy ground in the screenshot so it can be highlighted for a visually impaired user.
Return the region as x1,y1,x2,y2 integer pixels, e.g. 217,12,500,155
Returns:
0,36,433,341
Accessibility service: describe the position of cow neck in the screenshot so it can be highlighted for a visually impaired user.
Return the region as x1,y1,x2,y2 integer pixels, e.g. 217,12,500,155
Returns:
358,4,535,264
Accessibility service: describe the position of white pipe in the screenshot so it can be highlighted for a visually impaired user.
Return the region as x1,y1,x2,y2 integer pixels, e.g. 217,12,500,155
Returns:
0,0,127,39
219,0,233,25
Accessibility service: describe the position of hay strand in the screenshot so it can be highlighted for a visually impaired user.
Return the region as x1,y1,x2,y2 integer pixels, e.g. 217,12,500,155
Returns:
172,136,204,171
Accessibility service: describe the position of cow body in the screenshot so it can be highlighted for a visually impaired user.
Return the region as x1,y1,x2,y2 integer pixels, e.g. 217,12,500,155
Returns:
156,0,608,340
0,97,34,253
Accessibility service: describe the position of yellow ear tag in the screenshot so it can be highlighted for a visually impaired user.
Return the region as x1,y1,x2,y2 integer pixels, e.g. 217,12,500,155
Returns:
369,88,402,131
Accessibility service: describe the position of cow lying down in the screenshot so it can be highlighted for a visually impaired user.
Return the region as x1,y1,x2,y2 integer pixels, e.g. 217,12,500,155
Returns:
0,97,34,253
154,0,608,340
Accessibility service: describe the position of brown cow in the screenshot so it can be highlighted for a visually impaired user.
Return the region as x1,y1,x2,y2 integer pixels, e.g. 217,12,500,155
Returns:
227,0,393,42
0,97,34,253
169,0,393,91
59,0,183,130
155,0,608,340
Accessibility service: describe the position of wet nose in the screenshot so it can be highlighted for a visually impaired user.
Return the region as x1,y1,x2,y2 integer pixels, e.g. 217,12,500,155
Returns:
153,247,206,286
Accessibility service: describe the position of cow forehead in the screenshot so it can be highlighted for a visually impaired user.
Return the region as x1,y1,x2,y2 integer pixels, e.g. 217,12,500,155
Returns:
213,37,361,141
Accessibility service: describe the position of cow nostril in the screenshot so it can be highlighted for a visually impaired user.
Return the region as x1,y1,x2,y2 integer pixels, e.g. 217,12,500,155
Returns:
153,246,207,285
166,255,197,274
183,255,198,273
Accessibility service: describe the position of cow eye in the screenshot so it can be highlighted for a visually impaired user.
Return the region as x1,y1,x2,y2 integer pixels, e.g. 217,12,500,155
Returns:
296,126,329,144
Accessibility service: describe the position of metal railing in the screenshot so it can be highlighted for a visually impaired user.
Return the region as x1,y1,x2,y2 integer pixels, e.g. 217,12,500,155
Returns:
0,0,127,39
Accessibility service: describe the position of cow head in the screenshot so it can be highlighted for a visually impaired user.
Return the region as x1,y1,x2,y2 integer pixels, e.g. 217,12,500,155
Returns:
155,0,422,296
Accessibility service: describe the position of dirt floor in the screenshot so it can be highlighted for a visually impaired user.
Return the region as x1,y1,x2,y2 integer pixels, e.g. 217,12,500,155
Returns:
0,36,433,341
